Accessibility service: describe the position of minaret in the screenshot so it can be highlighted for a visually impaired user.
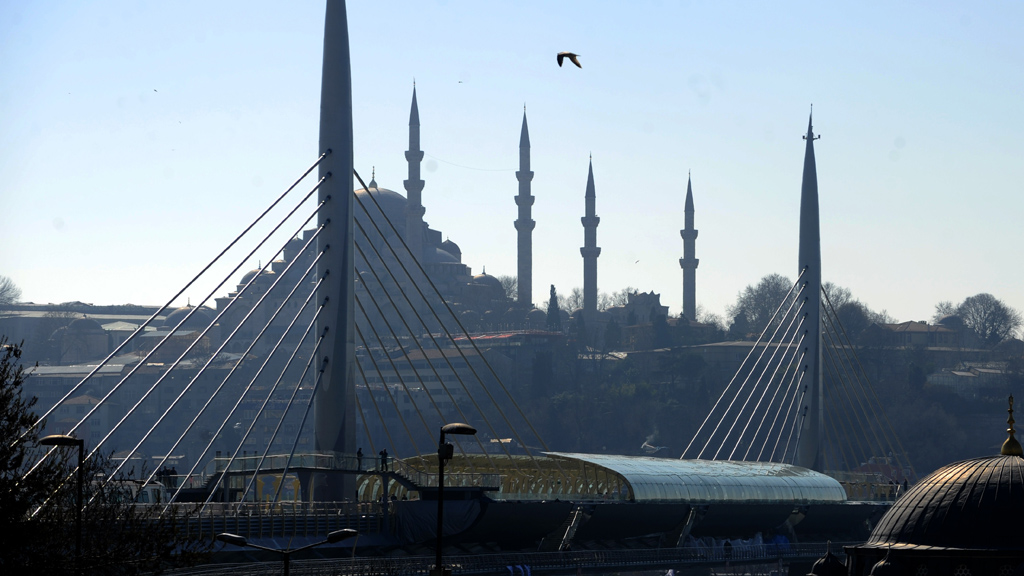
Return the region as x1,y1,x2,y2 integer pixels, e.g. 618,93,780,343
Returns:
679,173,699,321
404,85,425,262
580,157,601,320
514,109,535,308
795,110,823,471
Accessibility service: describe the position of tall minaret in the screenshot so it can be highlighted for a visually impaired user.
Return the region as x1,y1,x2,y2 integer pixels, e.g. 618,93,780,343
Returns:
514,109,535,308
404,85,425,262
580,157,601,320
794,110,823,472
679,173,699,320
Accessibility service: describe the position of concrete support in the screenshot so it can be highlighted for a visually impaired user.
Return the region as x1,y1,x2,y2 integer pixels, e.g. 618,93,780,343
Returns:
795,113,823,471
314,0,356,500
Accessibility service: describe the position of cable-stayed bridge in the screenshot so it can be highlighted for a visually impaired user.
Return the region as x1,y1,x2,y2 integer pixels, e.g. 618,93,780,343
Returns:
20,2,911,567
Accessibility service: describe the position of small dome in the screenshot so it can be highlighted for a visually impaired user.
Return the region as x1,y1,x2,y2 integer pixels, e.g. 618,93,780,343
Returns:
472,273,503,292
68,318,104,333
868,552,900,576
937,314,965,328
240,268,261,285
441,239,462,259
527,308,547,322
807,543,845,576
430,247,459,264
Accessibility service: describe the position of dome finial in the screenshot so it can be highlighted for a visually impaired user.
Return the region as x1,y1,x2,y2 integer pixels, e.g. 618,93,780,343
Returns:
369,166,377,189
1001,394,1023,456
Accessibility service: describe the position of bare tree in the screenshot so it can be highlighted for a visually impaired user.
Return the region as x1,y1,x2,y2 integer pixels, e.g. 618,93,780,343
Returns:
564,287,584,312
932,300,957,323
728,273,794,335
955,293,1022,346
822,281,853,310
0,275,21,310
497,275,517,301
609,287,636,308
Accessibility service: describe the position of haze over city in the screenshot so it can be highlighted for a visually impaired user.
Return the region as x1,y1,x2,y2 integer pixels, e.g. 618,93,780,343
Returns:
3,1,1023,324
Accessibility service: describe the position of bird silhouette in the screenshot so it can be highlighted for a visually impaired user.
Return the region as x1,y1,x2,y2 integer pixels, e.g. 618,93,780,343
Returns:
641,441,668,454
557,52,582,68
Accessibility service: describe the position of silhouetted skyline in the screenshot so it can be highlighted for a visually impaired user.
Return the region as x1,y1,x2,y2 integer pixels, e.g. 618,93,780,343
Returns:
2,2,1023,324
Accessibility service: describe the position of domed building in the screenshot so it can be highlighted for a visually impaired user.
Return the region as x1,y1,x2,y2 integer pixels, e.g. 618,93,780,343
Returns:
843,396,1024,575
52,317,111,364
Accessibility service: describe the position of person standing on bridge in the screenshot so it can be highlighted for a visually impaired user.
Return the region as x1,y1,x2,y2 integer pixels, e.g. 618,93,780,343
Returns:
357,448,363,470
379,449,389,471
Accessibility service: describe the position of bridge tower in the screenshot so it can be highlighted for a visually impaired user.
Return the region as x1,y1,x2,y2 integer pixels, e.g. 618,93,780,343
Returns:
515,109,535,308
313,0,356,500
679,173,698,321
794,112,823,471
580,157,601,322
404,86,426,262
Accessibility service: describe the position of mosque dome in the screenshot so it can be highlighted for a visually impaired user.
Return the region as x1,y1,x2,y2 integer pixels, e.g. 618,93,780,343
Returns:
68,318,104,333
163,305,214,331
527,308,547,323
865,452,1024,550
846,396,1024,576
354,185,408,236
472,272,503,292
845,398,1024,575
240,268,261,285
441,239,462,260
430,247,460,264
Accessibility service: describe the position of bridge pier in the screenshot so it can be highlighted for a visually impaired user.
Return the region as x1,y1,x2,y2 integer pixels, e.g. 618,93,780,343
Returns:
313,0,357,501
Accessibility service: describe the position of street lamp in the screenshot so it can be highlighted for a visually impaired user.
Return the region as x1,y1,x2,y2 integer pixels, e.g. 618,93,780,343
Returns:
432,422,477,576
216,528,357,576
40,434,85,575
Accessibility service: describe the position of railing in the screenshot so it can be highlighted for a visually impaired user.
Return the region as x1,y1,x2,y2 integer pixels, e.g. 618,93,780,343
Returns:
161,501,386,540
166,542,852,576
389,458,501,490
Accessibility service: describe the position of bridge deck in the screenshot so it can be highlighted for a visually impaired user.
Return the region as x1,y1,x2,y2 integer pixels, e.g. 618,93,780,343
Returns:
167,542,851,575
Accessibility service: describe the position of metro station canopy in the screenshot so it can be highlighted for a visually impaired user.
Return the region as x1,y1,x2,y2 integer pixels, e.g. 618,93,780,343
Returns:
545,452,847,504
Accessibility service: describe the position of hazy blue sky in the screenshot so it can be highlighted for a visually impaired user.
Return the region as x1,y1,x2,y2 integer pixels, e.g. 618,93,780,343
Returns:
2,1,1023,324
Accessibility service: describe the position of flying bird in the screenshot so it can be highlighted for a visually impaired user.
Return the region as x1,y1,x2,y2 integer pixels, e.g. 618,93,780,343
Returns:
641,441,668,454
557,52,582,68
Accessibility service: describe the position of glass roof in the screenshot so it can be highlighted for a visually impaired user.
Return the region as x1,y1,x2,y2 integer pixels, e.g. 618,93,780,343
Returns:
545,452,847,504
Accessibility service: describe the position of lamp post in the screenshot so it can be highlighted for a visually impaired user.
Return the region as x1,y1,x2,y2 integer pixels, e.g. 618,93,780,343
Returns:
216,528,357,576
432,422,477,576
40,434,85,575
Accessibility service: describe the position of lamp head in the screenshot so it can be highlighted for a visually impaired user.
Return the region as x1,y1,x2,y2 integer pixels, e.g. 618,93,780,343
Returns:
40,434,84,448
216,533,248,547
326,528,358,544
440,423,477,436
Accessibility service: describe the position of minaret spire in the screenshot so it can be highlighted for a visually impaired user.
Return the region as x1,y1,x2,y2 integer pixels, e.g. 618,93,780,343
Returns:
515,110,535,308
580,158,601,321
679,172,699,321
404,85,425,261
795,108,823,471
